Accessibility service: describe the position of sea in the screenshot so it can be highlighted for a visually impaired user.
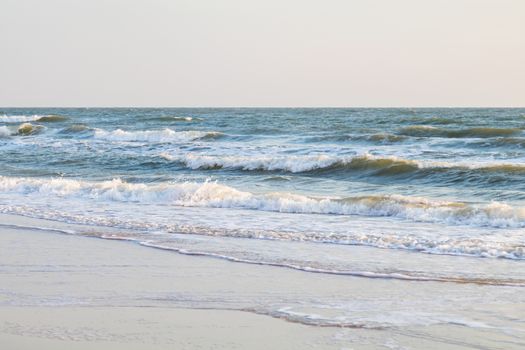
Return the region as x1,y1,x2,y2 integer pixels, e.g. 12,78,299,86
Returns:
1,108,524,342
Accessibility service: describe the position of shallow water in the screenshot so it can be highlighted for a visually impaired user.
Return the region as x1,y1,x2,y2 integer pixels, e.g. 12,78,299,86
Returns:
1,108,524,333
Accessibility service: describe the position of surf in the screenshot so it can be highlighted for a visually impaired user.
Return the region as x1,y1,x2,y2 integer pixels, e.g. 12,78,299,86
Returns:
93,128,223,143
1,176,524,229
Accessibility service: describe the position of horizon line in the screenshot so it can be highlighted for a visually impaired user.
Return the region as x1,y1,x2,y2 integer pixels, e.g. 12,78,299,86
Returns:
1,106,524,109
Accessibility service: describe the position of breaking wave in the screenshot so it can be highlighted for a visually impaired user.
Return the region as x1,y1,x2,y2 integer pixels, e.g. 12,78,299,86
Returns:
1,176,524,229
17,123,44,135
93,128,222,143
160,152,525,177
0,126,12,138
171,116,194,121
0,115,41,123
36,115,68,122
146,115,200,122
161,153,343,172
0,114,67,123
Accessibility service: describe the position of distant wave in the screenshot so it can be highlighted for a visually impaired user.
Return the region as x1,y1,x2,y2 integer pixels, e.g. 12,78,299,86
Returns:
0,115,41,123
171,116,194,121
160,153,342,172
160,152,525,177
399,126,522,138
307,130,525,147
464,137,525,149
149,116,198,122
93,128,222,143
160,153,426,175
1,123,46,137
36,115,68,122
59,124,91,134
1,176,524,231
0,114,68,123
409,116,457,125
305,133,408,144
17,123,44,135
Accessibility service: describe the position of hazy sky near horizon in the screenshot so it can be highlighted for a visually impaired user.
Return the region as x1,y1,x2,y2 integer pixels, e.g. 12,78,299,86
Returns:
1,0,524,107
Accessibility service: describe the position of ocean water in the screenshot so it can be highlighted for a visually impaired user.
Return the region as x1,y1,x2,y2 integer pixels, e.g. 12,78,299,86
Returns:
1,108,525,340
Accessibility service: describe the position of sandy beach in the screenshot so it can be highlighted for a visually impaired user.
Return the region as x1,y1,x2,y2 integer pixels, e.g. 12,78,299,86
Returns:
1,216,524,349
2,0,525,348
0,224,343,350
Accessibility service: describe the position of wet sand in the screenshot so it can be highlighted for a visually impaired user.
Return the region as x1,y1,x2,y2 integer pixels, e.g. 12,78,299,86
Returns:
0,219,524,349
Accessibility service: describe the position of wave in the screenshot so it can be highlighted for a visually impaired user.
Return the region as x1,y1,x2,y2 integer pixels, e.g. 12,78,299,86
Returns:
0,114,67,123
0,115,41,123
161,153,419,174
305,133,407,144
93,128,222,143
147,116,199,122
159,152,525,177
2,203,525,262
415,116,456,125
172,116,194,121
2,122,65,137
36,114,68,122
17,123,44,135
160,153,342,172
464,137,525,149
59,124,91,134
493,137,525,147
1,176,524,230
398,116,457,125
166,116,195,122
399,126,522,138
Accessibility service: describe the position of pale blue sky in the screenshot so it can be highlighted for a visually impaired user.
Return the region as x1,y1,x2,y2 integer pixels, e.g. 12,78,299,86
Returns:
1,0,524,107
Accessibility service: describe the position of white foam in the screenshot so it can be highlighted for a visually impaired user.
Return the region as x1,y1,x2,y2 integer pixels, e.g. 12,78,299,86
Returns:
0,115,42,123
160,153,341,172
0,176,524,229
0,126,12,137
159,152,525,173
173,116,193,121
93,128,220,143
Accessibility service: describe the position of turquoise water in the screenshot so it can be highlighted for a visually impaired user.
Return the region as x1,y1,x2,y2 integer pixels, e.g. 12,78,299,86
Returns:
1,108,525,268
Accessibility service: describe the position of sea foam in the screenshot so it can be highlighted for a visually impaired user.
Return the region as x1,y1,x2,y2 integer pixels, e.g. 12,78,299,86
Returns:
0,115,42,123
0,126,12,137
160,152,525,176
1,176,523,229
93,128,221,143
0,114,67,123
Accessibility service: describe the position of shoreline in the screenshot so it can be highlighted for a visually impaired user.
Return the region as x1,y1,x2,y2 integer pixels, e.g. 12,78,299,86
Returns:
1,215,524,349
0,223,348,350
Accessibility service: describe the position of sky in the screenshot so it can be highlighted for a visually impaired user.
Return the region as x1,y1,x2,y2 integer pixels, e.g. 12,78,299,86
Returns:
0,0,524,107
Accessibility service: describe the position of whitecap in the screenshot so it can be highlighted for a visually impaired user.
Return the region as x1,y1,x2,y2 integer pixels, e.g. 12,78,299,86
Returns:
0,176,524,229
93,128,221,143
